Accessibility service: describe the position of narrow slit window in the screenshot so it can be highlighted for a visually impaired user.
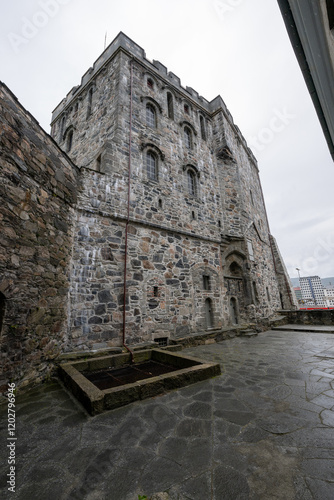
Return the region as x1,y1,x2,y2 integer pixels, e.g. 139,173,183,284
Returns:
96,155,101,172
167,92,174,119
87,87,93,118
153,286,159,297
200,115,206,140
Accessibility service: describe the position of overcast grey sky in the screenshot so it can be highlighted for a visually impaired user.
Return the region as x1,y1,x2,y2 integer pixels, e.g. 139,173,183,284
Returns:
1,0,333,279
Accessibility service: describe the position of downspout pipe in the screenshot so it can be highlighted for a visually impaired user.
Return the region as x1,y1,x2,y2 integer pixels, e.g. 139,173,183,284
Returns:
122,58,135,363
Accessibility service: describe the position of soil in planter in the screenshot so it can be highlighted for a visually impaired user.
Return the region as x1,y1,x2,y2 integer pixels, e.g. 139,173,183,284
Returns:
82,360,179,390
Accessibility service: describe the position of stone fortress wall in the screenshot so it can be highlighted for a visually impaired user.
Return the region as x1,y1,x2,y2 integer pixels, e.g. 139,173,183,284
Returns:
0,32,297,391
0,83,79,392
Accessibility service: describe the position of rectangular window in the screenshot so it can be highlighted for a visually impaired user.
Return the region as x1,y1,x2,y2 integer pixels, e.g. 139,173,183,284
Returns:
203,275,211,290
247,240,254,261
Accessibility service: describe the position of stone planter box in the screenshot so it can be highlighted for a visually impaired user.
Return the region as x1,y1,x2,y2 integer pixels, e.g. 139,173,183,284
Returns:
59,348,221,415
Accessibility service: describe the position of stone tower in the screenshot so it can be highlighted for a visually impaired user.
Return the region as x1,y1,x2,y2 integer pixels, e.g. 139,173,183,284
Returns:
50,32,295,350
0,33,296,391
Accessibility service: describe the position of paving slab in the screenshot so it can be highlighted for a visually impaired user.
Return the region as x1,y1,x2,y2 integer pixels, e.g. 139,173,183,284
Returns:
1,329,334,500
273,324,334,333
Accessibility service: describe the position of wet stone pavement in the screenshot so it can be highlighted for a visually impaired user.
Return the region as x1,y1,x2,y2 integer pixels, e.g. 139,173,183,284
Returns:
1,329,334,500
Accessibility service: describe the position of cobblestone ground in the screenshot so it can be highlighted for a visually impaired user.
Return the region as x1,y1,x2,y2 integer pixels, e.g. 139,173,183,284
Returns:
1,329,334,500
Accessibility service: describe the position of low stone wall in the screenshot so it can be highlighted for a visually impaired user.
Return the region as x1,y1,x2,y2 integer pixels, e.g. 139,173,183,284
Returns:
280,309,334,326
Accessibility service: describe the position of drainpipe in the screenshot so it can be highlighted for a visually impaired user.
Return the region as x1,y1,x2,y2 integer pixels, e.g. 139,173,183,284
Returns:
122,58,135,363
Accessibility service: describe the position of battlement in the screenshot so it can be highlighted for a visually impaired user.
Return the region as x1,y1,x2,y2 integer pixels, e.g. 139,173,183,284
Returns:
50,32,256,165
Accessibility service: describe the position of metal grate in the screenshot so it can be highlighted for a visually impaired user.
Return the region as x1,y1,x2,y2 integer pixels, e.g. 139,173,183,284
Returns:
154,337,168,347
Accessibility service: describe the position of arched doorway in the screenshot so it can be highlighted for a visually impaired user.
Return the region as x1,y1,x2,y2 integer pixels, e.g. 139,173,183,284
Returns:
230,297,239,325
0,292,6,333
205,298,214,329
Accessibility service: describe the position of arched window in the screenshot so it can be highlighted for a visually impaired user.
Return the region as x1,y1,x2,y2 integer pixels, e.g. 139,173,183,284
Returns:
66,129,73,152
146,104,156,128
146,151,157,180
200,116,206,140
167,92,174,119
229,262,242,277
187,169,196,196
184,126,192,149
0,292,6,333
147,78,154,89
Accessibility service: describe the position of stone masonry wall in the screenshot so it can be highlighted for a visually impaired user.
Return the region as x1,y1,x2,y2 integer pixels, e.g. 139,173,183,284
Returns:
0,83,79,392
49,32,289,351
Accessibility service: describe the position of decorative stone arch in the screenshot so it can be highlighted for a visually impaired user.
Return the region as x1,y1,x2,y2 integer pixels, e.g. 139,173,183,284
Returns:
63,125,76,152
143,71,160,90
222,246,247,264
140,96,163,114
222,246,252,322
182,99,193,115
191,262,220,286
179,120,198,137
183,164,200,198
182,163,200,178
140,142,165,161
140,143,165,182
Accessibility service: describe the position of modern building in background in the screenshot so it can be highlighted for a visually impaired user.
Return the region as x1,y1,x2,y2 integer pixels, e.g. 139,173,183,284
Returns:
293,286,303,304
324,286,334,307
299,275,326,306
277,0,334,161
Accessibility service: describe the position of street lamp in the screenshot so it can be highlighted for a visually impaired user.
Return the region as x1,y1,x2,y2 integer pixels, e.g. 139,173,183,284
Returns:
296,268,301,281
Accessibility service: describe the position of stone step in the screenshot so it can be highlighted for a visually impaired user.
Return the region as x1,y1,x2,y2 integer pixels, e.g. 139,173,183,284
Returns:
242,330,258,337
